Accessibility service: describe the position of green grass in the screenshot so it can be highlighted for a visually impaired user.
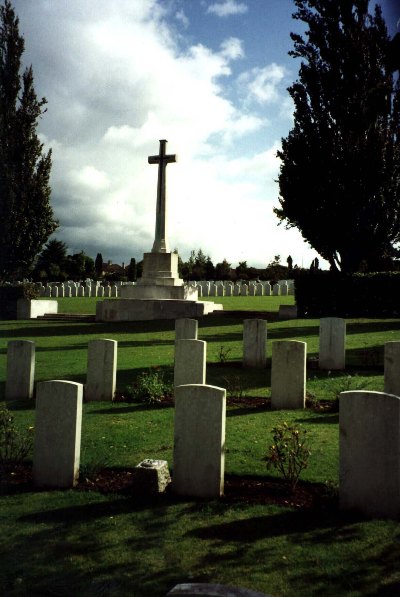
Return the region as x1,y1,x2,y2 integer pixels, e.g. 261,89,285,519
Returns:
1,297,400,596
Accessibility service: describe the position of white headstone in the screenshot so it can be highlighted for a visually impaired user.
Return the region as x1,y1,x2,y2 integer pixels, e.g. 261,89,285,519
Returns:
173,384,226,497
319,317,346,370
174,339,206,386
271,340,306,409
340,390,400,519
33,380,83,488
243,319,267,368
175,318,198,340
5,340,35,401
86,339,117,401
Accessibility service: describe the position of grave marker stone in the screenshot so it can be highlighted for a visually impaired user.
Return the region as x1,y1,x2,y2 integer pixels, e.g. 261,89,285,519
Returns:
5,340,35,401
175,318,198,340
173,384,226,497
33,380,83,488
319,317,346,370
86,339,117,401
340,390,400,519
271,340,306,409
384,341,400,396
174,339,206,386
243,319,266,368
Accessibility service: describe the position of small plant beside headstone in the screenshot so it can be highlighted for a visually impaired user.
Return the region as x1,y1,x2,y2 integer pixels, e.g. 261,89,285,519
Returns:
0,406,33,476
125,369,173,405
264,421,311,492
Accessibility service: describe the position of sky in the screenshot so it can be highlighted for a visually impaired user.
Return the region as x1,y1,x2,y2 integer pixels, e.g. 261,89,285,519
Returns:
12,0,399,270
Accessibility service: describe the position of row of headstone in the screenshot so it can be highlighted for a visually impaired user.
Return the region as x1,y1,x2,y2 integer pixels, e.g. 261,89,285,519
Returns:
5,339,117,402
242,316,345,371
194,280,294,297
38,283,120,298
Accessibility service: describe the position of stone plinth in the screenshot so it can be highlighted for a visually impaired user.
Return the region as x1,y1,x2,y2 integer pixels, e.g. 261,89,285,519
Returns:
33,380,83,488
140,251,182,285
340,390,400,519
135,459,171,493
120,283,198,300
17,299,58,319
96,298,222,322
173,384,226,498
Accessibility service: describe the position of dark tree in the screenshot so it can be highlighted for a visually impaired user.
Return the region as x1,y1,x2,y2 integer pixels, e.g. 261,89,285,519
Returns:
274,0,400,273
95,253,103,276
215,259,232,280
35,238,67,280
0,1,57,280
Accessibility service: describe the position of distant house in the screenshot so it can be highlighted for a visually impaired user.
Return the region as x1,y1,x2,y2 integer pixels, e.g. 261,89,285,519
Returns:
102,261,126,279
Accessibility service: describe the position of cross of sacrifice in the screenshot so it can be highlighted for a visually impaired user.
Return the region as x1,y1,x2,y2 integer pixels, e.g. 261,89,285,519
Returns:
148,139,177,253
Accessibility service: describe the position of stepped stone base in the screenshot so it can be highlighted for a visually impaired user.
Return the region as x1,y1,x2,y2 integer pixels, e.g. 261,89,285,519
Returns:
120,283,198,301
96,298,222,322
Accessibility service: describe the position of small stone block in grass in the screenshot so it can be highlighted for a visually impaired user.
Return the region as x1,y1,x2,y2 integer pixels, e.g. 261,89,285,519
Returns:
135,459,171,493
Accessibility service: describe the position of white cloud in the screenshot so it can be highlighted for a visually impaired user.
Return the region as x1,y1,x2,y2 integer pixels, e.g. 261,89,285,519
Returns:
220,37,245,60
13,0,323,269
206,1,248,17
238,63,286,105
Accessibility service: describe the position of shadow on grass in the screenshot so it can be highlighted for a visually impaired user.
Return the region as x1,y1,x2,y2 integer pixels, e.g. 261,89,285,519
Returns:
88,403,173,415
295,413,339,425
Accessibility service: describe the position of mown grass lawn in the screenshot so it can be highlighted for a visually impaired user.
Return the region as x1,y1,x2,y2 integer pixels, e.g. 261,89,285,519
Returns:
1,297,400,596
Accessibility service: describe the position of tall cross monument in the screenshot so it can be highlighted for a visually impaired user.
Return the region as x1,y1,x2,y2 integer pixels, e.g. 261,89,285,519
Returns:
148,139,177,253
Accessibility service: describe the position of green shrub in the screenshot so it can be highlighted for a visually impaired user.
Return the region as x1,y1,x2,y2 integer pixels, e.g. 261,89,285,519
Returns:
0,407,34,472
264,421,311,491
125,369,173,405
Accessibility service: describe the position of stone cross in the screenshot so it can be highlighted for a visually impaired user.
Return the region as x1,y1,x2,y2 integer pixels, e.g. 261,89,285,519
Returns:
148,139,177,253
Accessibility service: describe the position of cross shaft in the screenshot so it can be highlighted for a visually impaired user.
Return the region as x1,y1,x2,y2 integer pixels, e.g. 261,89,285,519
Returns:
148,139,177,253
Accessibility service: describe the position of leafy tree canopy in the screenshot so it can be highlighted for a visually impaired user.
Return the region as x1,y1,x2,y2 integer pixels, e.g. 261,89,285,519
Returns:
0,0,57,280
274,0,400,273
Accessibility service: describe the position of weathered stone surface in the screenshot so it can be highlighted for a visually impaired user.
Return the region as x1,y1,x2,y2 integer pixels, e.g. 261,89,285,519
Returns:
278,305,298,320
175,318,198,340
271,340,306,409
86,339,117,401
384,341,400,396
17,299,58,319
319,317,346,370
174,340,206,386
33,380,83,488
6,340,35,401
243,319,266,368
96,298,221,321
340,390,400,519
173,384,226,498
135,459,171,493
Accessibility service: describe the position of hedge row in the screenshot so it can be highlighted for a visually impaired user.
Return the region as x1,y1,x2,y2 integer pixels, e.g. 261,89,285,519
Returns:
294,271,400,318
